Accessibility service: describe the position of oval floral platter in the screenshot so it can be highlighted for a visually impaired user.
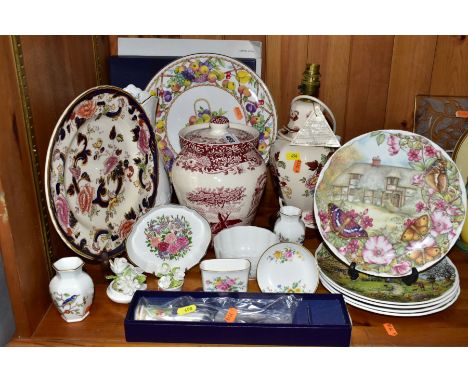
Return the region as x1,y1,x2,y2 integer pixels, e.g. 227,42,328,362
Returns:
45,86,159,260
314,130,466,278
126,204,211,273
256,242,319,293
316,243,459,307
145,53,277,171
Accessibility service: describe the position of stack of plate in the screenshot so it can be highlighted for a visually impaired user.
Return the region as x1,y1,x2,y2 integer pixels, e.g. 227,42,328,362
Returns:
316,244,460,317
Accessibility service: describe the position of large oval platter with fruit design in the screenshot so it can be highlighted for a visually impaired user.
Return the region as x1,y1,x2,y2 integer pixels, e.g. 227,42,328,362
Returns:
314,130,466,278
126,204,211,273
45,86,159,260
145,53,277,172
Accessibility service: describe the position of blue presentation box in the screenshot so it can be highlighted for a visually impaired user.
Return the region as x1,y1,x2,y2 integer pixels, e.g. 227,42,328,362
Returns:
124,291,352,346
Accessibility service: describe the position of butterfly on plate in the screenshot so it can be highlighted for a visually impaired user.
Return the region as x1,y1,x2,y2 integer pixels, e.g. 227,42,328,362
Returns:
408,246,441,265
425,159,448,194
401,215,430,242
328,203,368,238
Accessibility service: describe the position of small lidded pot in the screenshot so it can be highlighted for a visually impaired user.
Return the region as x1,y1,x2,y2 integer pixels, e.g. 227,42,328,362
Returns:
200,259,250,292
172,116,267,237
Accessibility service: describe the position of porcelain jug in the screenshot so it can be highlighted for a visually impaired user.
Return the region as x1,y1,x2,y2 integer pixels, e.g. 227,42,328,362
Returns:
270,95,338,228
123,84,172,206
274,205,306,244
49,257,94,323
171,116,267,236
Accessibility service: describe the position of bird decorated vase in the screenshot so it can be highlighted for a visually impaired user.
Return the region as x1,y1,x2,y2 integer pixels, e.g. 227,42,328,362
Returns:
171,116,267,237
49,257,94,322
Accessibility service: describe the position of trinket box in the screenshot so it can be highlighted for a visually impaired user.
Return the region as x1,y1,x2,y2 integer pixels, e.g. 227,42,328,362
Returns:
124,291,352,346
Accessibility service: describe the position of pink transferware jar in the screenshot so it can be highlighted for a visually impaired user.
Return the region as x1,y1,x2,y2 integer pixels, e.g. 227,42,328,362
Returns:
171,116,267,236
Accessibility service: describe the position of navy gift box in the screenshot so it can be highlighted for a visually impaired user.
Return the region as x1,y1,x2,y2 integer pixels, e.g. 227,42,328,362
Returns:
124,291,352,346
109,56,258,90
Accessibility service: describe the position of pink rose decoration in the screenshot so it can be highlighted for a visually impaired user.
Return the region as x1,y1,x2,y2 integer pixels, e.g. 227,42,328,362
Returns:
408,149,422,162
424,145,437,158
104,155,119,175
346,239,359,253
150,237,160,248
433,199,447,211
168,242,180,255
392,261,411,275
362,236,396,265
164,232,177,244
431,211,453,235
361,215,373,229
415,201,425,213
177,236,189,249
55,195,70,230
138,126,150,155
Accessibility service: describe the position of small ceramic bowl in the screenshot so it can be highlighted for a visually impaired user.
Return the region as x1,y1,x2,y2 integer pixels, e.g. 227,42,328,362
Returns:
200,259,250,292
213,226,279,279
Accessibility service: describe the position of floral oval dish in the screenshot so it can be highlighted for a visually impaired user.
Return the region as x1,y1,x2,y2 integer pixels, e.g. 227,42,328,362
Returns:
45,86,159,260
145,53,277,171
256,242,319,293
314,130,466,278
126,204,210,273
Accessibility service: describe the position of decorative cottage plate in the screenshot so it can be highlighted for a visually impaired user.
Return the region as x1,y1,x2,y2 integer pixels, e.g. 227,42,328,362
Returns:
414,95,468,154
256,242,319,293
453,129,468,185
314,130,466,277
45,86,159,260
320,275,460,317
126,204,211,273
316,243,459,307
145,53,277,171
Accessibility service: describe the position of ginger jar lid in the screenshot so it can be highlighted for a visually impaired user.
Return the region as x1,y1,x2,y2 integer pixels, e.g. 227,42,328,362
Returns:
180,116,259,146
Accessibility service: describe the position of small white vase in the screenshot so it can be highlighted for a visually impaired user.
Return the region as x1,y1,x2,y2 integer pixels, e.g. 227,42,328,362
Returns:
49,257,94,323
274,206,306,244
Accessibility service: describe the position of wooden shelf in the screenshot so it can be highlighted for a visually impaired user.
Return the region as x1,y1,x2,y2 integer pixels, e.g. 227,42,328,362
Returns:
9,234,468,346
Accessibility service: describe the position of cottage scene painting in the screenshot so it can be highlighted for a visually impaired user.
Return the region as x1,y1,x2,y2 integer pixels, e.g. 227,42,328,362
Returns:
315,131,466,277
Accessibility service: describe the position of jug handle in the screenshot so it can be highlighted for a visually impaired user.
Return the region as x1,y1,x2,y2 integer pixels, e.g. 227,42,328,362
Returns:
290,95,337,133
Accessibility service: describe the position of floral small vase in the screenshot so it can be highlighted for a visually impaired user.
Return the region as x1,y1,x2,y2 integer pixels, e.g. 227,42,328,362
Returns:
49,257,94,323
274,206,306,244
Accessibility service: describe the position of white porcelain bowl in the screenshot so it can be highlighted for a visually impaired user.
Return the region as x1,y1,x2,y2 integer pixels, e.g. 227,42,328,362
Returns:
200,259,250,292
213,226,279,279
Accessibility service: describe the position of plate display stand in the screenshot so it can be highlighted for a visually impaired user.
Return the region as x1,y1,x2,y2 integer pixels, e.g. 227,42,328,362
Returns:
346,261,420,285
